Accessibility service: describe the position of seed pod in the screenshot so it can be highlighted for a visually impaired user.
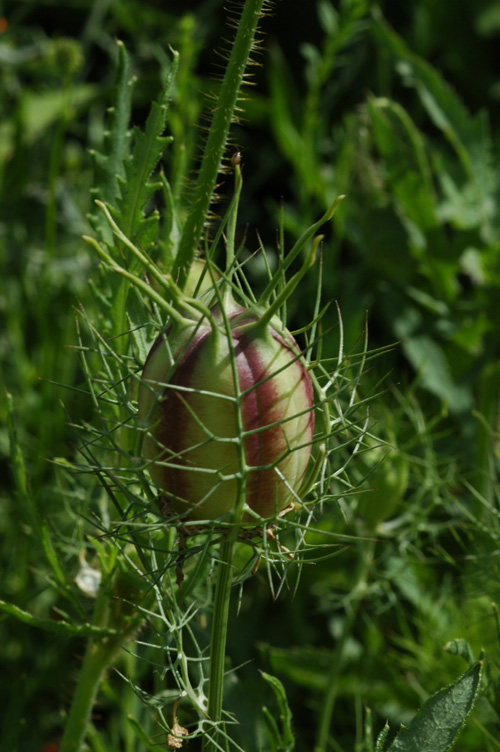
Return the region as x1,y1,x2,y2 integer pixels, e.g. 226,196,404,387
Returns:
138,305,314,522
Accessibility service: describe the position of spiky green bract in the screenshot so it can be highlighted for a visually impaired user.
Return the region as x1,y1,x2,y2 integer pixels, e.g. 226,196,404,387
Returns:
138,300,314,522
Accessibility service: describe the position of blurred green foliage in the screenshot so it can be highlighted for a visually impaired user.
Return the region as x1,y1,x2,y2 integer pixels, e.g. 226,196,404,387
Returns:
1,1,499,750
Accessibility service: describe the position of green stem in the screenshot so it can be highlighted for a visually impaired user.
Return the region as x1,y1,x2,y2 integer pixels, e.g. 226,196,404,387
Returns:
174,0,266,289
225,164,243,277
256,233,323,331
59,582,129,752
83,234,188,325
202,536,237,751
201,297,249,751
258,195,344,306
314,539,375,752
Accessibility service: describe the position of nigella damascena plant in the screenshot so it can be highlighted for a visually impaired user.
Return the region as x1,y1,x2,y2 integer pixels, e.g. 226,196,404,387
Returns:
137,297,315,524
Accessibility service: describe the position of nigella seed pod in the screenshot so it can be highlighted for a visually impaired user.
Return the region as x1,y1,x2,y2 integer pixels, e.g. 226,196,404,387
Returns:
138,305,315,522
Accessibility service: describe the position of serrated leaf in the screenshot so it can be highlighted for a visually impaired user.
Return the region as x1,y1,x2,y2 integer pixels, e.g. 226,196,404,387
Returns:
90,40,134,241
387,661,483,752
374,722,390,752
99,41,133,203
114,51,179,257
90,41,179,278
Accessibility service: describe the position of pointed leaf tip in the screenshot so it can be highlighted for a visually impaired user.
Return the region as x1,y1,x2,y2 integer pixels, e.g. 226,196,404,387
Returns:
326,194,346,220
387,660,483,752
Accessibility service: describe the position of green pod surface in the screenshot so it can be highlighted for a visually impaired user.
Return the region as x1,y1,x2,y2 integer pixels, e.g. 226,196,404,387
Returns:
138,305,315,521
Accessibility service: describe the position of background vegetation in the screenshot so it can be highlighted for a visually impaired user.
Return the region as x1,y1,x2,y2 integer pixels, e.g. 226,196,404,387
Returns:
1,0,499,750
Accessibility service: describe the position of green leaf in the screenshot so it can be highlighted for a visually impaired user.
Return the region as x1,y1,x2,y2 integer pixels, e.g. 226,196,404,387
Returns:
127,716,164,751
402,334,472,413
115,100,174,251
91,42,179,260
107,46,179,272
0,84,97,163
126,286,154,365
90,40,134,240
352,205,416,284
5,390,29,500
372,13,488,172
41,522,68,587
386,660,483,752
96,41,133,203
371,12,497,242
86,45,179,352
374,722,390,752
367,97,438,234
258,643,332,691
0,599,118,638
268,45,304,175
260,671,295,752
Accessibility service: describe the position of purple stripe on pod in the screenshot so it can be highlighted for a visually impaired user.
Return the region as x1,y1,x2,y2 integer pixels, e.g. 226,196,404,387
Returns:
138,303,315,523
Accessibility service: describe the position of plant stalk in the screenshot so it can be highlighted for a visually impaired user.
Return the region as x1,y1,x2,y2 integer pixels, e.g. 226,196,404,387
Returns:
174,0,266,289
202,536,237,751
59,581,128,752
202,296,248,751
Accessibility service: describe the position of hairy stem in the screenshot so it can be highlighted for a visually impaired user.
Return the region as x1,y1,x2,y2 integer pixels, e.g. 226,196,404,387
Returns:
174,0,266,289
